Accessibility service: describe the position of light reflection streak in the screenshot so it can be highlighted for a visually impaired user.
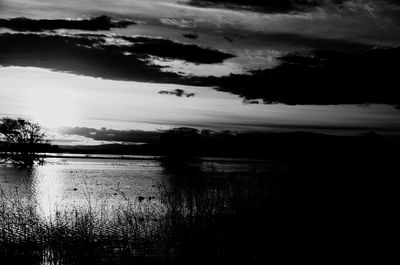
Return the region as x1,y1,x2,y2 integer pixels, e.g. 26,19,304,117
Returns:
19,158,165,220
31,161,66,219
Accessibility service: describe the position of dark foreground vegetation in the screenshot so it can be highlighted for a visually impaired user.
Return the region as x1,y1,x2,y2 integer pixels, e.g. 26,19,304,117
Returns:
59,129,398,262
0,163,279,265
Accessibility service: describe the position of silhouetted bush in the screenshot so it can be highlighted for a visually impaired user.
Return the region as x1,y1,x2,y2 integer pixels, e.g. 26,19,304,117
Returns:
160,128,201,161
0,118,49,166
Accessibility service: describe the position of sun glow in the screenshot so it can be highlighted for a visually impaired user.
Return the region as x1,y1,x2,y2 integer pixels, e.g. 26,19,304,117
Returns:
29,86,76,128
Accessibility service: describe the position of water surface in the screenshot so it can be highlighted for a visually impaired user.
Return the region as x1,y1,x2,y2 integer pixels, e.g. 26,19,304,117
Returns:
0,156,272,218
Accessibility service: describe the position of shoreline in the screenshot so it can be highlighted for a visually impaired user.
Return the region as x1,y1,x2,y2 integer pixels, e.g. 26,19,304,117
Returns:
0,151,274,163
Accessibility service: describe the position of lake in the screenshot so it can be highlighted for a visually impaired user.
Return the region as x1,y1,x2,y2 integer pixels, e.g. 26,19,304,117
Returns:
0,156,273,219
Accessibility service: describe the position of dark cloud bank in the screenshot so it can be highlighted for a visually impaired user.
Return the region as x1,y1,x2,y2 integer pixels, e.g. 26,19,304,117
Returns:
0,15,135,31
198,47,400,107
187,0,347,13
188,0,400,13
0,32,233,83
1,31,400,107
158,89,195,97
0,32,233,65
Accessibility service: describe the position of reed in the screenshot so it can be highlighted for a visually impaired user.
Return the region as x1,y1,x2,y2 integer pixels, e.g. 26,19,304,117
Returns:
0,166,278,265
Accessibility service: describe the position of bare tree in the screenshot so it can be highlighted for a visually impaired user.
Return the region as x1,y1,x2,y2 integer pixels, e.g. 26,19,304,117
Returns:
0,118,49,166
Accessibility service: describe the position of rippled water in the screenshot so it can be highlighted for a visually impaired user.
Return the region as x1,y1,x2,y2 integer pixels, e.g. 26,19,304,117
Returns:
0,157,272,218
0,158,164,217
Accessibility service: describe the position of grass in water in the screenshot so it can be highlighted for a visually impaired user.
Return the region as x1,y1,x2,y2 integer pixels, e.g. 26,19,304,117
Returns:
0,165,279,265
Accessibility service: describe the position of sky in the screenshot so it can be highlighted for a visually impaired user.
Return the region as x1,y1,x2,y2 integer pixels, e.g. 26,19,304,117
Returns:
1,0,400,143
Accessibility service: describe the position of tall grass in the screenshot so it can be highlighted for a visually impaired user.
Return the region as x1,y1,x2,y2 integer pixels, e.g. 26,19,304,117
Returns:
0,164,279,265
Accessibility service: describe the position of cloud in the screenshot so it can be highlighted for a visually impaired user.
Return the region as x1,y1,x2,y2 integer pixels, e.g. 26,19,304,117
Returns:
183,32,199,39
242,99,261,105
195,47,400,106
182,0,400,36
48,132,125,146
158,89,196,97
243,32,369,51
159,18,197,28
186,0,347,13
118,36,233,64
0,32,233,83
1,30,400,107
0,15,135,32
186,0,400,15
57,127,162,144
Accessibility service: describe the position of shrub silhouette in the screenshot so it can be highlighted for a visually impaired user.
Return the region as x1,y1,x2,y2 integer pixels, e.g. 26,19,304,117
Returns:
0,118,49,166
160,128,201,161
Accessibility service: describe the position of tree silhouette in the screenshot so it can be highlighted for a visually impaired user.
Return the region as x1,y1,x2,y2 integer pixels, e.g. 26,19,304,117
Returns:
0,118,49,166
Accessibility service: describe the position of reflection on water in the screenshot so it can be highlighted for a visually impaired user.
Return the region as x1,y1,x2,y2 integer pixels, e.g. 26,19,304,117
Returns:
0,157,166,219
0,157,272,219
33,164,65,218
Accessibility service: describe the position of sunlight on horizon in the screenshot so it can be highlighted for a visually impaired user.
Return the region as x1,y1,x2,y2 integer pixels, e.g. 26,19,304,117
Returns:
2,66,400,135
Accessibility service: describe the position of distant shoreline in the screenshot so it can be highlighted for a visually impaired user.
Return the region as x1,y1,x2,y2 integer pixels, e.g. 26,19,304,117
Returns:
0,151,272,163
40,153,272,163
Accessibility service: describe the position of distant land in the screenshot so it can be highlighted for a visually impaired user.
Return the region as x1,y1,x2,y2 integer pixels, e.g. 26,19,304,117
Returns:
31,129,400,160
